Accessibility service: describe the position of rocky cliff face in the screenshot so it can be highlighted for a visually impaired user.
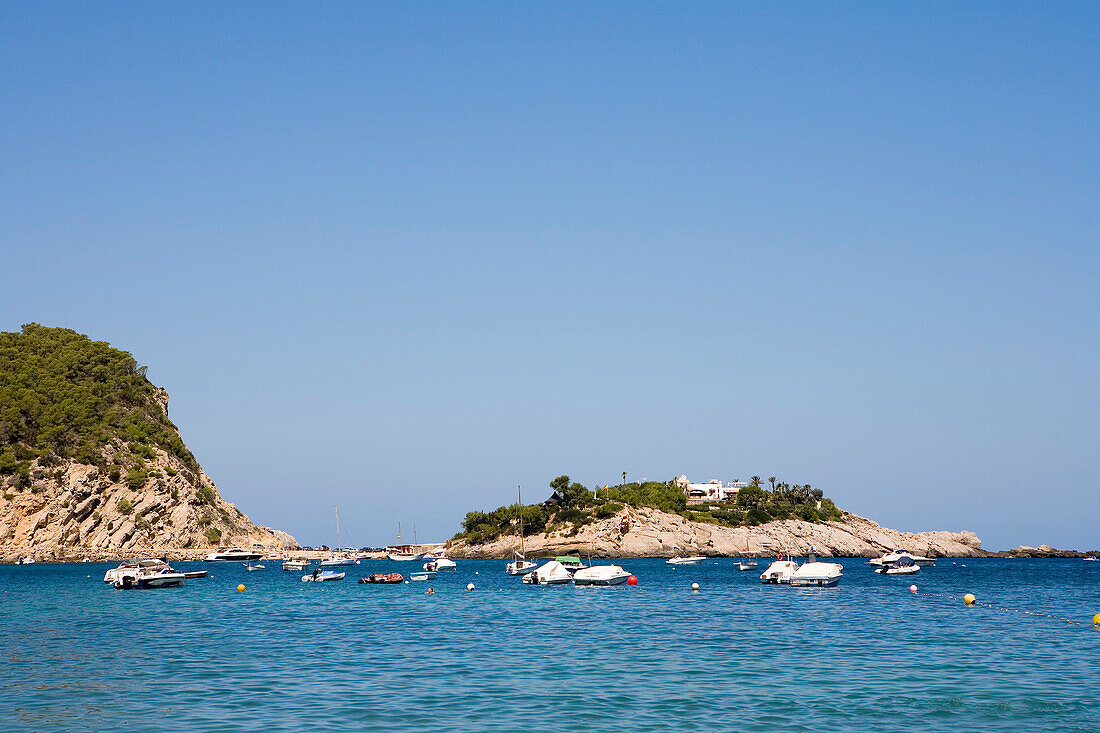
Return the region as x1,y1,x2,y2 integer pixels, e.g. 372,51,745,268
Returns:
447,505,984,559
0,391,297,562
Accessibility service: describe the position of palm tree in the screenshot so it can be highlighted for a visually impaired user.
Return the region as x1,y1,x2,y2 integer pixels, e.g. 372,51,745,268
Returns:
750,476,762,488
768,477,777,492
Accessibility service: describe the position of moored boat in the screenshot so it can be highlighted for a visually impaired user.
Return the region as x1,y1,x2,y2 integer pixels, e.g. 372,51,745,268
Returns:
410,571,436,581
874,557,920,575
573,564,631,586
760,554,800,584
789,552,843,587
282,559,310,571
666,556,706,565
522,561,573,585
869,551,935,567
301,570,345,582
359,573,404,584
423,557,456,572
204,547,263,562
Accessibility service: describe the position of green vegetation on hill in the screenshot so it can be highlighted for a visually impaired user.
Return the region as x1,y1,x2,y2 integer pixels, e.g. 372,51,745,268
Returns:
455,474,845,545
0,324,198,488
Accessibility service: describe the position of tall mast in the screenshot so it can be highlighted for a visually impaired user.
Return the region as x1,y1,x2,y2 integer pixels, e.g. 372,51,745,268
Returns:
335,505,340,552
517,485,525,558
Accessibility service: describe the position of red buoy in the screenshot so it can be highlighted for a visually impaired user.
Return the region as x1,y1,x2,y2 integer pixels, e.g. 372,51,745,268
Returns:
627,575,638,585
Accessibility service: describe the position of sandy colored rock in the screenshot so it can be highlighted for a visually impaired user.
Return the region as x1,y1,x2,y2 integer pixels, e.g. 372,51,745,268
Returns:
0,394,297,563
446,505,986,559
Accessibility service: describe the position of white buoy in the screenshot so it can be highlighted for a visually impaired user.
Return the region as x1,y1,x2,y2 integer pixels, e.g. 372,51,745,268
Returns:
691,582,700,592
910,585,918,593
466,582,475,591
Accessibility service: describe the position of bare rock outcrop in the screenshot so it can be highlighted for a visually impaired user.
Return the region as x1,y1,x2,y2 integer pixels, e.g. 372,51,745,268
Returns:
0,422,297,563
446,506,985,559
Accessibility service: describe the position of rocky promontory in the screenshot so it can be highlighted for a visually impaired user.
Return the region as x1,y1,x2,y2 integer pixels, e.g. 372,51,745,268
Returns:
0,324,297,562
446,504,986,559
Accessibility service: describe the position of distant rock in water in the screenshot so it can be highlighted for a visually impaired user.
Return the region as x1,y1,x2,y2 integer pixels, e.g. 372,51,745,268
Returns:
0,324,297,561
447,505,985,559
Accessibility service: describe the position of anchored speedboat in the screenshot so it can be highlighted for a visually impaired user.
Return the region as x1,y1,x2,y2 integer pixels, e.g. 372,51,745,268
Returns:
203,547,264,562
789,552,843,587
760,554,800,584
573,564,632,586
522,561,574,585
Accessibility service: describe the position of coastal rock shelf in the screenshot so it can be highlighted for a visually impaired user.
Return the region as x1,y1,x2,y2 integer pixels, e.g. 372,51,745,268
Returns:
447,505,986,559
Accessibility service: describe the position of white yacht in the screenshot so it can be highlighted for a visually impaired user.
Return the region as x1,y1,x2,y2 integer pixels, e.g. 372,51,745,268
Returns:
760,554,800,584
282,558,310,571
573,564,632,586
320,555,359,567
869,551,935,567
666,556,706,565
423,557,456,572
522,561,574,585
203,547,263,562
789,552,843,587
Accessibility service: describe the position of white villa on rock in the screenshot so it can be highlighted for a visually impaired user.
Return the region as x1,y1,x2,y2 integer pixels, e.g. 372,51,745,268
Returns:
674,475,749,503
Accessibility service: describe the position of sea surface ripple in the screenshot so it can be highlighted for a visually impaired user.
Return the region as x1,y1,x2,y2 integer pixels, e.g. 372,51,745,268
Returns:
1,558,1098,731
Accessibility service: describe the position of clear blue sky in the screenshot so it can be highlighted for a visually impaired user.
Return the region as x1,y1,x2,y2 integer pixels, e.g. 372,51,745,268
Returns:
2,2,1097,550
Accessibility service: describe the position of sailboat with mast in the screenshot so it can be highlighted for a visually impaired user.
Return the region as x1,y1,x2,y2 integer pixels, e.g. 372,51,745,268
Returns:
320,505,359,567
387,522,421,561
506,485,538,576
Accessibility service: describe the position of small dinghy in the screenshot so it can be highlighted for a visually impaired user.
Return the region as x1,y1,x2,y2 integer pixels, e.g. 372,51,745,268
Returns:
410,571,436,581
666,556,706,565
182,570,208,579
359,573,404,584
301,570,345,582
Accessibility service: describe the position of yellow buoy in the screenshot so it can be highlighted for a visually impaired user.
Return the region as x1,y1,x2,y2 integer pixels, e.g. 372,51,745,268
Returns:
964,593,975,606
1093,613,1099,626
237,584,246,592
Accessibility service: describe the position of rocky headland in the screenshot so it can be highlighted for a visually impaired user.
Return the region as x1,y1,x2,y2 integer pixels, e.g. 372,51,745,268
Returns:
0,325,297,562
447,505,986,559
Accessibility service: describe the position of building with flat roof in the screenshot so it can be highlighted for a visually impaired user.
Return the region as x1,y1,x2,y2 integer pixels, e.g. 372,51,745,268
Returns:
673,475,749,503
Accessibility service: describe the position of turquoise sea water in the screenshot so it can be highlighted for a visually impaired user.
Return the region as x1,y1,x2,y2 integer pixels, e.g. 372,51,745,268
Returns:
2,558,1098,732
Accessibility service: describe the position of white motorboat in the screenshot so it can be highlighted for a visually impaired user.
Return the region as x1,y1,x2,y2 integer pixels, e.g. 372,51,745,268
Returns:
869,551,936,567
423,557,456,572
737,558,759,571
422,547,448,560
573,564,631,586
789,552,843,587
874,556,920,575
522,561,574,585
204,547,263,562
301,570,345,582
104,557,169,584
760,554,800,584
320,555,359,567
244,561,266,571
282,558,310,571
17,557,35,565
111,558,185,589
1083,556,1098,562
410,571,436,581
666,556,706,565
554,556,585,571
